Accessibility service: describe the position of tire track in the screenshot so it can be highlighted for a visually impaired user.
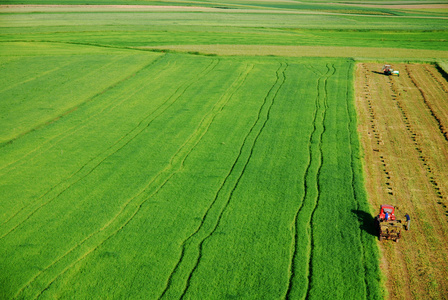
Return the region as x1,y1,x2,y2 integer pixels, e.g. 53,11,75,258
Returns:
158,63,288,300
0,58,217,240
285,64,334,300
181,63,288,299
12,58,251,300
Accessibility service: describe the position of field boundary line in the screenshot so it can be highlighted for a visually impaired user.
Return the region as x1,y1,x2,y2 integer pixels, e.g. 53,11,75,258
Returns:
346,62,371,298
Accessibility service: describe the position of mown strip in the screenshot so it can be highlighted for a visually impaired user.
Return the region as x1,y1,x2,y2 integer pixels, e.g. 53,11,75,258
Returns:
141,45,448,59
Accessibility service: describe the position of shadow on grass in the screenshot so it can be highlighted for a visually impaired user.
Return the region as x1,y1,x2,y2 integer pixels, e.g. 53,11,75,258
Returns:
352,209,377,237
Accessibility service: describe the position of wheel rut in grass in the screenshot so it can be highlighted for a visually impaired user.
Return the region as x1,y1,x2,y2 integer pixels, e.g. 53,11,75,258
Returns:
285,63,335,300
158,63,288,300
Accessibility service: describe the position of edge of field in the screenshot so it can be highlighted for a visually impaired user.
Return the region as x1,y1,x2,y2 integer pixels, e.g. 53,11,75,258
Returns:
139,45,448,60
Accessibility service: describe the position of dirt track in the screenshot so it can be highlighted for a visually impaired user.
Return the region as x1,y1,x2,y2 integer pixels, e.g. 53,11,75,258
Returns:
356,63,448,299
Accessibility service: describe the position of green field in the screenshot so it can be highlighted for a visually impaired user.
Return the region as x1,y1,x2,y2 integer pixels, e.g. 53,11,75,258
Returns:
0,45,380,299
1,1,447,299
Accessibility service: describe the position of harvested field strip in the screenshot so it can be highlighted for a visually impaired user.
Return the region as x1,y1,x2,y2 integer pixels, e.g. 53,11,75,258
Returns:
356,63,448,299
406,64,448,142
140,45,448,59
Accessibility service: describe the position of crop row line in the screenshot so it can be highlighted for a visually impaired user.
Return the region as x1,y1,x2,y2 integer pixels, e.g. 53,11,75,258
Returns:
11,59,221,299
0,59,75,95
285,64,335,300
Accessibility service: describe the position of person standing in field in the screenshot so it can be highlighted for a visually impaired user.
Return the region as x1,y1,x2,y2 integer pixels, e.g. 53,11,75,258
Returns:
385,211,389,221
405,214,410,231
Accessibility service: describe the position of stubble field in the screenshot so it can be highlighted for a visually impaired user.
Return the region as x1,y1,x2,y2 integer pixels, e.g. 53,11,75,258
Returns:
355,62,448,299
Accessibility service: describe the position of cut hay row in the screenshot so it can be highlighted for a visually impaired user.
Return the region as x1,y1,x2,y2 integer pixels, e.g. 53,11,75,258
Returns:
140,44,448,59
355,63,448,299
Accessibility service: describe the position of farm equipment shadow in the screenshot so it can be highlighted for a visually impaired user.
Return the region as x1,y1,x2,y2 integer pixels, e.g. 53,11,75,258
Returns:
371,71,388,76
352,209,377,236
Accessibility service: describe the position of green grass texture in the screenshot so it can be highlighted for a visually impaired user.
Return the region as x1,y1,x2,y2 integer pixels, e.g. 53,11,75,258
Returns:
0,44,382,299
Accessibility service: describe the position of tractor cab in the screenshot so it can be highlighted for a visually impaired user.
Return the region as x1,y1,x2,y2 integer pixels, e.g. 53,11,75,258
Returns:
382,64,393,75
378,204,396,221
382,64,399,76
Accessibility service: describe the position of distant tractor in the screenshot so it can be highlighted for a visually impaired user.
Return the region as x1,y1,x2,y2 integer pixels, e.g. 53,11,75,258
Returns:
382,64,399,76
374,205,404,242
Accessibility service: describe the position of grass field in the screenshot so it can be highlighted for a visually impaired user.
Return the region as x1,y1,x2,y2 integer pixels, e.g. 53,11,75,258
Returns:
0,47,381,298
1,1,447,299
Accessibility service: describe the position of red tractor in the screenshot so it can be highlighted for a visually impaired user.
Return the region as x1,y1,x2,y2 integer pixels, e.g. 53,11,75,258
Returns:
382,64,400,76
375,205,403,242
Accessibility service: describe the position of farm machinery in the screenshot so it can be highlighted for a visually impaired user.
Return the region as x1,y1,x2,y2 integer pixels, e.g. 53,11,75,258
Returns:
374,205,406,242
382,64,400,76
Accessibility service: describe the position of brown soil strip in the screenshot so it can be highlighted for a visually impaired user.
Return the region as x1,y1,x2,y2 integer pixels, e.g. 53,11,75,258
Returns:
139,45,448,59
355,63,448,300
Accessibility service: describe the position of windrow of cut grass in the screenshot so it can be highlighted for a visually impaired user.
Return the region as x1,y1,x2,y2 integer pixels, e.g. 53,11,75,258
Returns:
0,46,382,299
